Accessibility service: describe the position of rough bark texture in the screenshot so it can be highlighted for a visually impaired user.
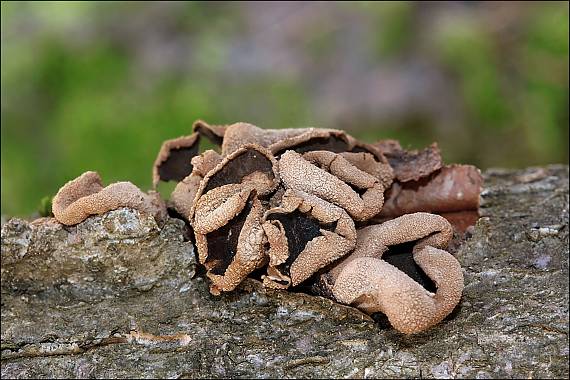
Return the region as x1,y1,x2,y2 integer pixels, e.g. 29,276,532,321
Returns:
1,165,569,379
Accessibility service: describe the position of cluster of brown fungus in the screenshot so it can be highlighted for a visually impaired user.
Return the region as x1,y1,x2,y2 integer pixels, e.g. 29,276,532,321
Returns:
52,120,482,335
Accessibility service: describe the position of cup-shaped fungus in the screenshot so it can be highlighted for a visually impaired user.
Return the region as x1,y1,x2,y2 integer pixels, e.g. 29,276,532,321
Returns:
191,144,279,211
193,120,227,146
170,150,223,220
278,150,392,222
262,189,356,289
197,119,388,163
152,133,201,188
52,171,166,226
193,185,267,295
190,144,280,295
314,212,464,334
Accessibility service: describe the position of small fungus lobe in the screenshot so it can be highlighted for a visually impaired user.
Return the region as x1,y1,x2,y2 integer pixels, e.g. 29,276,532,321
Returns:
375,140,443,182
170,150,222,220
52,171,166,226
193,120,227,146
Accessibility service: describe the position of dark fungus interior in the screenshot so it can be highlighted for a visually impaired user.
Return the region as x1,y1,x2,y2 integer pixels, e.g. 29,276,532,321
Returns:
268,210,322,278
203,150,274,194
275,136,350,156
205,199,253,275
350,146,370,154
194,123,224,146
158,142,200,182
350,145,384,162
383,241,437,293
346,183,368,197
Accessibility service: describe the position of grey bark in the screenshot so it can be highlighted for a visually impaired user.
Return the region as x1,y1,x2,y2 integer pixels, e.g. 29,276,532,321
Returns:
1,165,568,379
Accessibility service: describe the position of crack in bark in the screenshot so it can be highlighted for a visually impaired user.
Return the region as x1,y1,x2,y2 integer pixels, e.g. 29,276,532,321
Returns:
1,328,193,361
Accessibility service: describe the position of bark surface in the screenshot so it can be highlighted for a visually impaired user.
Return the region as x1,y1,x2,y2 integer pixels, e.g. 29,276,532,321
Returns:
1,165,568,379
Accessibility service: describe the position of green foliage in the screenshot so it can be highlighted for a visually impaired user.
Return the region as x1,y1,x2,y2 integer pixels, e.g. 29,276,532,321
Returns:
38,196,53,217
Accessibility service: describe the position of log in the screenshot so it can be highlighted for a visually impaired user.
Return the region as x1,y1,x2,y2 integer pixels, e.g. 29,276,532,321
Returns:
1,165,568,379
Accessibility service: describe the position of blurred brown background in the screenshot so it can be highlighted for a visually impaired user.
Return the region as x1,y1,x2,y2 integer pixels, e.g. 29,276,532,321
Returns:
1,1,568,216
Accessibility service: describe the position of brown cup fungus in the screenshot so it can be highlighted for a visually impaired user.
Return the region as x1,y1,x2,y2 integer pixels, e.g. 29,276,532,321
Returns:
194,187,266,296
196,119,388,164
49,119,477,335
314,213,463,335
261,189,356,289
170,150,223,220
162,122,471,334
190,144,279,295
153,133,201,188
279,150,391,222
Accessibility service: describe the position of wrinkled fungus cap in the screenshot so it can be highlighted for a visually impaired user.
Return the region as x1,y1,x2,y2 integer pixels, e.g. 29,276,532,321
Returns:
211,120,388,163
279,150,390,222
189,144,280,295
262,189,356,289
193,186,267,295
53,171,166,226
313,213,463,334
192,144,279,214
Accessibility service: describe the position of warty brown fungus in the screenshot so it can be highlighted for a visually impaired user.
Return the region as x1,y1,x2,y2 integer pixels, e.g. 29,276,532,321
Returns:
190,144,279,216
278,150,390,222
152,133,201,188
220,122,327,156
338,151,394,190
261,189,356,289
266,127,389,163
170,150,222,220
52,171,166,226
268,128,353,156
193,185,266,295
189,144,280,295
314,213,463,335
212,120,389,163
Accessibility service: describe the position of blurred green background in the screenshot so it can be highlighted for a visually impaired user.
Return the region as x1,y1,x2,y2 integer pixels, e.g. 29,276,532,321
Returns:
1,1,568,217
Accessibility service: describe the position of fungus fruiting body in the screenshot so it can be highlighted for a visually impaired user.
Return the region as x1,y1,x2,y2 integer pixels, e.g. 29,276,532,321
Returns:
312,213,463,334
262,189,356,289
51,120,480,335
52,171,166,226
153,134,201,188
190,144,280,294
279,150,390,222
170,150,223,220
